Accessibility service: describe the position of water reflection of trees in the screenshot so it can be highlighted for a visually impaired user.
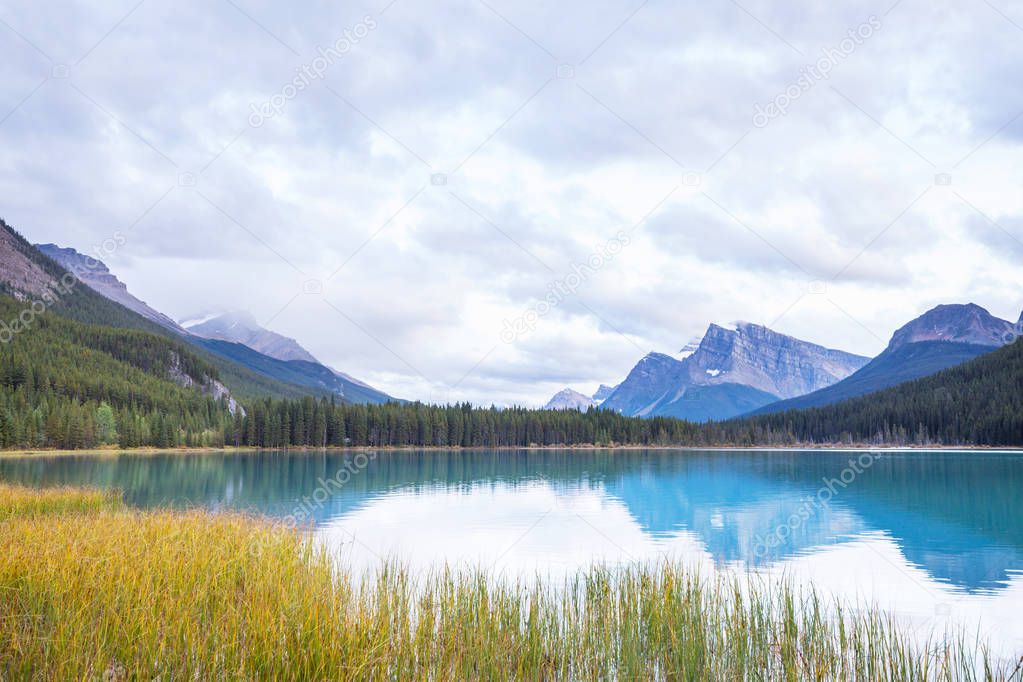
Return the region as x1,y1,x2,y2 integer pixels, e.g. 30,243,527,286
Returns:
0,449,1019,590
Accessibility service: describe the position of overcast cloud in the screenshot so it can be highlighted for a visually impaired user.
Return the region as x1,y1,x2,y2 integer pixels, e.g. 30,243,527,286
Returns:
2,0,1022,405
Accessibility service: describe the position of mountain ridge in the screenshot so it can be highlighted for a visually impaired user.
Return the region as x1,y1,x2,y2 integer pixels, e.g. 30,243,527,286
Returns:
750,303,1022,416
601,323,868,421
35,243,186,334
185,311,319,364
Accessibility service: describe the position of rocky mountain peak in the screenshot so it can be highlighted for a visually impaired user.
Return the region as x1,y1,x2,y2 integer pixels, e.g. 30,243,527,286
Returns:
544,388,596,411
185,311,320,364
683,322,869,399
35,242,185,333
887,303,1019,350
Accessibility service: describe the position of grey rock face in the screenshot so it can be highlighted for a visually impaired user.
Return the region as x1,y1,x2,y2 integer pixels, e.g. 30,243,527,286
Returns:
35,243,185,333
167,351,243,416
887,303,1019,350
602,323,869,420
1,231,65,297
544,388,596,411
592,384,617,403
686,323,870,399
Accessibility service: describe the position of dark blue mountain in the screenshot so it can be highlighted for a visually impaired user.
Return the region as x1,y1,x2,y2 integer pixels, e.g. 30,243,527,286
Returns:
191,337,394,404
751,304,1020,416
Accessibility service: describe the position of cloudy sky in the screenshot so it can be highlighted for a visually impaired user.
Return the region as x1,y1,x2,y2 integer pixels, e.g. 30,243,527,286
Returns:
2,0,1022,406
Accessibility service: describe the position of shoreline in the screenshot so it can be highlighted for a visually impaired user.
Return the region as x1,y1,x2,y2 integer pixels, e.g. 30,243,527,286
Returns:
1,443,1021,458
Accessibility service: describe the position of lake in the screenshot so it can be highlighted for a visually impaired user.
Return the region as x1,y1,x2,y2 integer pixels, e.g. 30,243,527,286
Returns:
2,448,1021,657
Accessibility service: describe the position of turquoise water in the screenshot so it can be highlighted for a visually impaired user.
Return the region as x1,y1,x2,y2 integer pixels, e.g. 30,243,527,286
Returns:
3,448,1021,654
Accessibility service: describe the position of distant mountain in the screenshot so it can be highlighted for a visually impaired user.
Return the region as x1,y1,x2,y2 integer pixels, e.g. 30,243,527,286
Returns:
592,384,617,403
185,311,392,402
185,311,318,363
24,237,389,402
192,338,394,404
752,304,1021,415
35,244,186,333
738,337,1023,446
887,303,1019,349
602,323,868,422
544,388,595,411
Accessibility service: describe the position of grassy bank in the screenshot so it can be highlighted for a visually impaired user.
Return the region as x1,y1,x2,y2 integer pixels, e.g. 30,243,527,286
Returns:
0,484,1013,680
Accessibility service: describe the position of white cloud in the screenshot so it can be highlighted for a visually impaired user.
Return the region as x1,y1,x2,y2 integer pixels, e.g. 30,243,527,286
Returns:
2,0,1022,406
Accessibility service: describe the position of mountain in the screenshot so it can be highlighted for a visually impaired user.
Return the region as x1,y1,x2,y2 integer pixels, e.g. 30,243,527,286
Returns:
1,222,334,401
185,311,318,364
887,303,1019,349
186,311,393,402
0,219,247,447
544,388,595,411
35,244,186,334
543,384,619,410
752,304,1021,415
736,337,1023,446
601,323,868,421
28,238,393,404
192,337,393,404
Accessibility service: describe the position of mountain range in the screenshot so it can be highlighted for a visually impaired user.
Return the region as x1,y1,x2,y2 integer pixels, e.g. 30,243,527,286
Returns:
25,235,393,405
184,311,318,363
750,304,1022,415
547,305,1022,423
5,216,1022,432
590,322,868,421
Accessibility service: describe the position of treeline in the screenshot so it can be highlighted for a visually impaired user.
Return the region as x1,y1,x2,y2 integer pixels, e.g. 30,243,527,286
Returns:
149,336,1023,449
223,398,703,449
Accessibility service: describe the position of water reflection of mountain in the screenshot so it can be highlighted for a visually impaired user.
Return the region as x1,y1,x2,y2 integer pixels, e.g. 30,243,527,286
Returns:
0,449,1019,591
605,452,1023,592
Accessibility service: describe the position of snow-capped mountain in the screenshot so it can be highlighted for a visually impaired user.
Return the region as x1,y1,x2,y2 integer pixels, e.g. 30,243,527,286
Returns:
601,322,869,421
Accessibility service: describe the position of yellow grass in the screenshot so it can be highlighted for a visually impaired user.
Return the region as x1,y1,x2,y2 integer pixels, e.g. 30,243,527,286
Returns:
0,484,1013,680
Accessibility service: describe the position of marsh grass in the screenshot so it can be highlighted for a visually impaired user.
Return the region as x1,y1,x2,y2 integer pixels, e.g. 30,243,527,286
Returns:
0,484,1014,680
0,482,120,518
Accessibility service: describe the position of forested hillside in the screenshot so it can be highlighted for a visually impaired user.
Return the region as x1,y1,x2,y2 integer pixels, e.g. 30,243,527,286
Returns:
0,219,320,400
724,337,1023,446
0,295,234,449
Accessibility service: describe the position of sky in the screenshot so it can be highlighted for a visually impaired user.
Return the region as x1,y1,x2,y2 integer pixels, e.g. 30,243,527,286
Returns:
2,0,1022,406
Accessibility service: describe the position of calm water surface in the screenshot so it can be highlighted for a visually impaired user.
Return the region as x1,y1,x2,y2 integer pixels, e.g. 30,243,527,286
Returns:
2,448,1021,656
